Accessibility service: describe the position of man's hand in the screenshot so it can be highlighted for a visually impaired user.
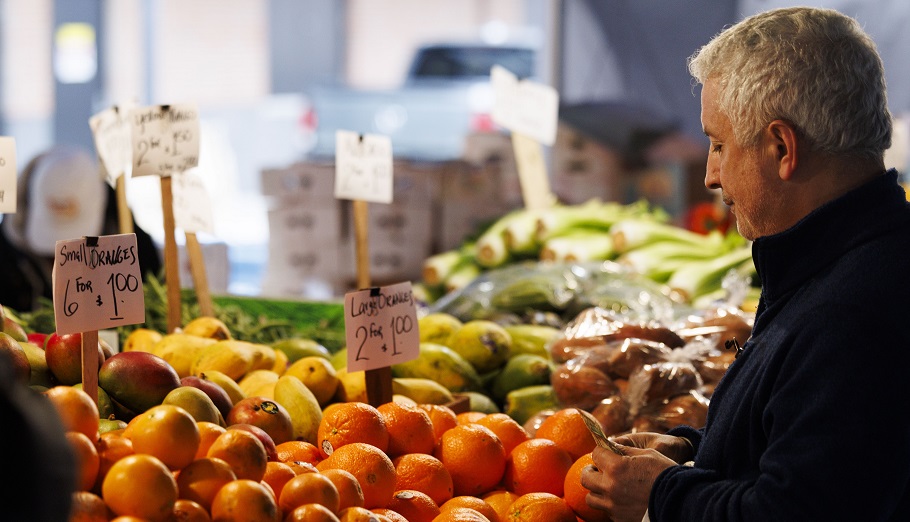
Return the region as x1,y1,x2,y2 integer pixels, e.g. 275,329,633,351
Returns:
611,432,695,464
580,441,678,522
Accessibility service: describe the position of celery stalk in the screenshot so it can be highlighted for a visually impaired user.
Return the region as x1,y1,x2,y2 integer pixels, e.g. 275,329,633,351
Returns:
666,246,754,302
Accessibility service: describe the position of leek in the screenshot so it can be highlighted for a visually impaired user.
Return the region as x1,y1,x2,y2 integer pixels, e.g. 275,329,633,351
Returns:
539,230,616,262
422,244,475,287
617,239,728,282
610,219,724,253
666,245,754,302
503,209,543,257
444,262,482,294
475,209,531,268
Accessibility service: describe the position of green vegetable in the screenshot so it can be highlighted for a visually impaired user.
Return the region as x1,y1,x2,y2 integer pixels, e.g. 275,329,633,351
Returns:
422,243,475,287
539,230,616,262
610,219,724,253
617,238,728,282
444,262,482,293
666,245,754,302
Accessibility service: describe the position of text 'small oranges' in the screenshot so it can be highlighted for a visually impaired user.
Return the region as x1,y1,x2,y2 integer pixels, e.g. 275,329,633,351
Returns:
317,442,397,509
433,423,506,497
318,402,390,457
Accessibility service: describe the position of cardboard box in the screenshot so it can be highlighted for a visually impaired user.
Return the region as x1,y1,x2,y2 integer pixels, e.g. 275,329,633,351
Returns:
551,123,623,204
260,161,336,201
164,241,230,294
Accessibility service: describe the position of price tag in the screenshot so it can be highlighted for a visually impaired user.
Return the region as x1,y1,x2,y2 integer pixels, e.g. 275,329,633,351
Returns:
334,130,393,203
52,234,146,335
172,170,215,234
0,137,16,213
491,65,559,146
344,282,419,372
89,103,134,187
129,104,200,177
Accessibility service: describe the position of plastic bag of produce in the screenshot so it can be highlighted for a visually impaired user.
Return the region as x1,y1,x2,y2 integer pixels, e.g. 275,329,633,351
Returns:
631,390,710,433
624,361,704,417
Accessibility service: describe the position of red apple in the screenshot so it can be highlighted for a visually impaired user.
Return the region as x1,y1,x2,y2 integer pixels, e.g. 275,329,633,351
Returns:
228,423,279,462
44,332,105,385
27,332,49,348
227,397,294,446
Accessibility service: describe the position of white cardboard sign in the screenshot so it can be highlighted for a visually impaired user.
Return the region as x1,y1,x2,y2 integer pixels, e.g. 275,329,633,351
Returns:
491,65,559,146
89,104,134,186
172,170,215,234
129,104,200,177
344,282,419,372
334,130,394,204
52,233,146,335
0,137,16,213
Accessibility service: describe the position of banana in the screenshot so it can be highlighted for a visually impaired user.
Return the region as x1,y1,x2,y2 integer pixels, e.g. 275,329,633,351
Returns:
273,375,323,444
191,340,255,381
198,370,246,406
152,333,217,378
238,369,280,399
391,377,455,405
503,384,559,426
391,342,484,393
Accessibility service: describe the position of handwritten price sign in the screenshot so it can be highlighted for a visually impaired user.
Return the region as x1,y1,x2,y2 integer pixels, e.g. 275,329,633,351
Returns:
334,130,393,204
0,137,16,213
490,65,559,146
130,104,200,177
89,104,134,186
344,282,419,372
52,234,146,335
172,171,215,234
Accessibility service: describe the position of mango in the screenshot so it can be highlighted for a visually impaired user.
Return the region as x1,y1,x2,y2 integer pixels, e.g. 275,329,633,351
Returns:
122,328,163,353
99,351,181,414
163,385,226,426
283,356,339,407
182,316,232,340
490,354,555,402
273,375,322,444
151,333,216,378
391,342,483,393
447,320,512,373
0,332,31,385
418,312,463,345
271,338,331,363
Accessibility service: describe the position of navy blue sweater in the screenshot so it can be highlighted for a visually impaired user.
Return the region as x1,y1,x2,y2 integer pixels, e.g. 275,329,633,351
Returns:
650,170,910,520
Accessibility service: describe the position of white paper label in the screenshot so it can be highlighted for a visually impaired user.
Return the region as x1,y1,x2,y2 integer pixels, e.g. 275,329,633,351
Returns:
172,170,215,234
491,65,559,146
130,104,201,177
0,137,16,213
334,130,394,204
52,234,146,335
344,282,419,372
89,103,135,186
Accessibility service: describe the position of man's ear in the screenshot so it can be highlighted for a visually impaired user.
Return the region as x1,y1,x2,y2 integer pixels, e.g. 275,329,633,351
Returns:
767,120,798,181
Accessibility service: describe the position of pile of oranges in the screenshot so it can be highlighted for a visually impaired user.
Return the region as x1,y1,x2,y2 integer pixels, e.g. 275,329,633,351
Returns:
49,384,605,522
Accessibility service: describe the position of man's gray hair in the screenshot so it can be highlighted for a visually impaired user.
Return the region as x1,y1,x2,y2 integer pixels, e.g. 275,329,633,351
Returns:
688,6,892,159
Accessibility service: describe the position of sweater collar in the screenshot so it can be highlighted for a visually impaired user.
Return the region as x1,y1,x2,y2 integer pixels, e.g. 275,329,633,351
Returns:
752,169,907,304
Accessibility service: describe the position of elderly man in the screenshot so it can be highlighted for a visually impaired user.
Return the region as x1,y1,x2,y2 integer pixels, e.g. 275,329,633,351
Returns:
582,7,910,521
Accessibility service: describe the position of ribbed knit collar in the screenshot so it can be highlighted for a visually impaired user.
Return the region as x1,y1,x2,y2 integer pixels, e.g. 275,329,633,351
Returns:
752,169,907,308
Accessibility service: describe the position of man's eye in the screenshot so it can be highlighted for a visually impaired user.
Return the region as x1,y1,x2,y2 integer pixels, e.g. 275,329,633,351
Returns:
711,144,723,153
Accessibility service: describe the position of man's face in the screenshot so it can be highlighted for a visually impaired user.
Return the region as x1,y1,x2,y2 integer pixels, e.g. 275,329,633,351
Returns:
701,79,782,241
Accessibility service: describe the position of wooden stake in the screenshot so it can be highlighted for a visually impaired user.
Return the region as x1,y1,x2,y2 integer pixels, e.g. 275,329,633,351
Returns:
185,231,214,317
365,365,393,408
353,199,371,290
160,176,182,333
115,174,134,234
81,330,99,405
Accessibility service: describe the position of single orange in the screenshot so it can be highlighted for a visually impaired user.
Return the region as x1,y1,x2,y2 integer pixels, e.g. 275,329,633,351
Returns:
262,460,297,501
44,385,100,440
563,453,603,522
110,517,153,522
506,492,575,522
431,507,492,521
276,440,324,466
68,490,111,522
418,404,458,443
102,454,178,521
284,502,342,521
318,402,389,457
533,408,596,461
337,506,383,522
480,490,519,522
195,421,227,460
210,479,279,522
439,496,498,522
475,413,531,455
171,498,211,522
93,433,135,494
316,442,396,509
371,508,409,522
288,460,321,475
377,401,437,457
455,411,485,425
322,467,366,511
206,428,269,481
503,438,573,496
123,404,201,471
176,457,237,511
385,490,440,522
67,431,101,491
433,424,506,497
392,453,453,507
279,471,341,514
